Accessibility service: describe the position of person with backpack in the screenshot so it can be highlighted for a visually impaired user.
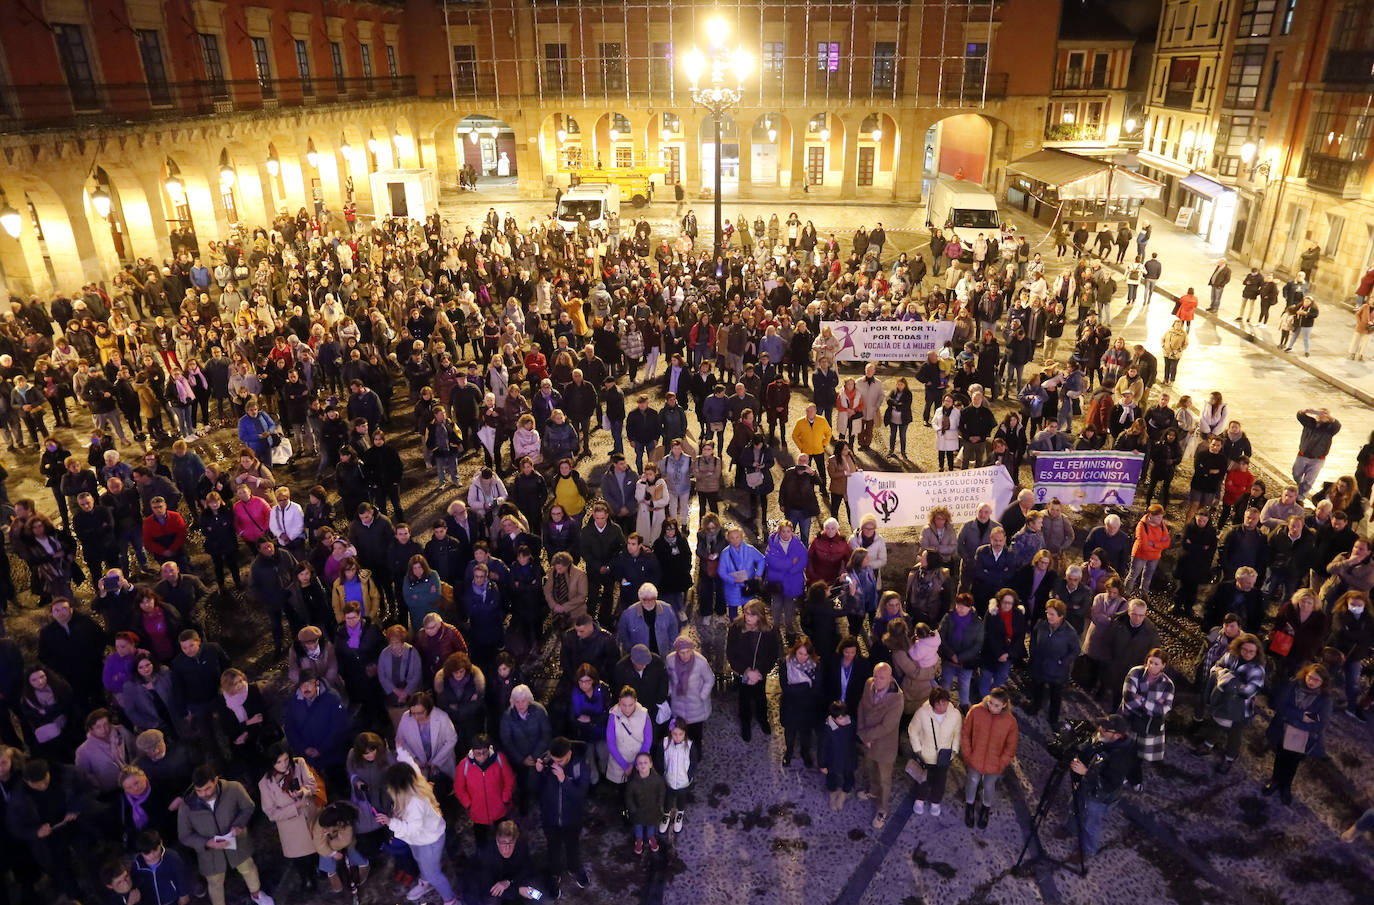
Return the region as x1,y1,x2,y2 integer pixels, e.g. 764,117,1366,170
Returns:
453,734,516,853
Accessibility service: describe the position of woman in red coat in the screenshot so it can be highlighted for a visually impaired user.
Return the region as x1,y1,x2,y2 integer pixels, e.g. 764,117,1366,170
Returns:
453,732,515,851
1175,289,1199,331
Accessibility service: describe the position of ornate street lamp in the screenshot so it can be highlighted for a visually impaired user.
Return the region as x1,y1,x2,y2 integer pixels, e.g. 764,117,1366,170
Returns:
683,15,751,273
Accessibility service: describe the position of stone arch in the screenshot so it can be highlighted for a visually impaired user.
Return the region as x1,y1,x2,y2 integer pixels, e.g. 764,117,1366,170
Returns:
537,112,586,183
95,160,168,264
0,178,43,295
853,112,901,195
920,112,1012,192
592,111,635,171
747,112,792,188
339,123,374,209
794,110,845,191
695,111,740,194
0,170,91,292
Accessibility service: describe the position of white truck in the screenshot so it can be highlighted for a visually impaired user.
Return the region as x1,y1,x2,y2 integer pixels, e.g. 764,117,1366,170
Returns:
926,177,1001,246
555,183,620,233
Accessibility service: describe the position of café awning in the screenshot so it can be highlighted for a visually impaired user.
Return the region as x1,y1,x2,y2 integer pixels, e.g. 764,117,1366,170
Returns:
1008,149,1163,201
1179,172,1232,200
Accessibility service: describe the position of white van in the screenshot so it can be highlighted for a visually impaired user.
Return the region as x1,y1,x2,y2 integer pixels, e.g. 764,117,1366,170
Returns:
926,177,1001,246
556,183,620,233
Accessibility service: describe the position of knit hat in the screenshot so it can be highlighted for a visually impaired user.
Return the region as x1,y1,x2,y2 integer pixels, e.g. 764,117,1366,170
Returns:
297,626,322,643
630,644,652,667
673,636,695,653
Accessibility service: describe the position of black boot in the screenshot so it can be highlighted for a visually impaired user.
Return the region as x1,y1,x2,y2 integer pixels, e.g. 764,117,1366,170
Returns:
977,805,990,828
965,802,976,827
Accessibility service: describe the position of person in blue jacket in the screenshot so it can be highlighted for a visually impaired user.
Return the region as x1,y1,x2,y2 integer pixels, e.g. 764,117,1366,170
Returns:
616,584,681,656
236,396,280,463
131,829,196,905
719,524,766,620
283,675,351,787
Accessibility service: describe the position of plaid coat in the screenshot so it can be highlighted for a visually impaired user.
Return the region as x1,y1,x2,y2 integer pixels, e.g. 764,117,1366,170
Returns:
1120,666,1175,762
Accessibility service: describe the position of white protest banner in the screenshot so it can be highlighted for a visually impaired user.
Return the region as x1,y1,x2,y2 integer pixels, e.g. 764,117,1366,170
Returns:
846,466,1016,529
822,320,957,361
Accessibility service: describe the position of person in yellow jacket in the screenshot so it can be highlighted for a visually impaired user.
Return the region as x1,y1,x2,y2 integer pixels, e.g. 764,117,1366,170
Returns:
791,403,834,496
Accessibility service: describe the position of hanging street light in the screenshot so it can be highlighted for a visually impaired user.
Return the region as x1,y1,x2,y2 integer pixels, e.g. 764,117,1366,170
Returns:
0,201,20,239
266,154,280,177
683,15,751,272
306,140,319,169
90,185,112,219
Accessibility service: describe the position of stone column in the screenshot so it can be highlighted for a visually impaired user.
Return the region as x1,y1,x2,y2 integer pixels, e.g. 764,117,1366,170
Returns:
736,124,752,198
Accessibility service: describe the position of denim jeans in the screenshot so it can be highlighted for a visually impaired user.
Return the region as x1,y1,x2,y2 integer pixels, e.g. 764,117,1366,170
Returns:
1126,558,1159,593
435,455,459,485
1079,798,1111,855
964,767,1000,806
1142,278,1157,304
1292,455,1325,498
978,661,1011,697
609,422,624,455
1209,286,1224,311
940,664,975,709
411,836,456,901
318,848,368,873
783,508,813,543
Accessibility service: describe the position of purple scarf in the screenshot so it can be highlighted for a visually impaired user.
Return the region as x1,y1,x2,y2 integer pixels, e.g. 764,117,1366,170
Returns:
126,785,152,829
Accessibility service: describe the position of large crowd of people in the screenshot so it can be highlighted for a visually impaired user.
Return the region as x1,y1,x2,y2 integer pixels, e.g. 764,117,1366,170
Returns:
0,199,1368,905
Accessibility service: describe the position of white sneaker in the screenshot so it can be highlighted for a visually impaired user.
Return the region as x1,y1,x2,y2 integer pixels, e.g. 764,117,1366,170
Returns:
674,810,685,832
250,893,276,905
930,803,942,817
406,880,433,901
912,800,925,815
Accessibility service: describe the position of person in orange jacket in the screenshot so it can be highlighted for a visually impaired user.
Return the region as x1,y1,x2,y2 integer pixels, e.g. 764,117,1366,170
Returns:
1126,504,1171,594
959,687,1019,829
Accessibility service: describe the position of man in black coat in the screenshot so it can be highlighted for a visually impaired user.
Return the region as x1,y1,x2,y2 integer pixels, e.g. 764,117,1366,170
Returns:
612,646,670,741
559,615,620,689
1202,567,1266,632
562,371,598,457
37,598,106,709
169,630,230,743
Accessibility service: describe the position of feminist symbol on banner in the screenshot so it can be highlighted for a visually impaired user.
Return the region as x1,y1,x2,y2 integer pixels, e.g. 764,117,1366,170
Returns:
865,486,901,523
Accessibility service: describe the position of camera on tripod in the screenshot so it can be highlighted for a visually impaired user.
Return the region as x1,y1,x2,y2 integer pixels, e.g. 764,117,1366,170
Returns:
1046,719,1096,764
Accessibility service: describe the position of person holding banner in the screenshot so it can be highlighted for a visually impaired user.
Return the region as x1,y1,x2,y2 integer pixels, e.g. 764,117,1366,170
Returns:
825,443,860,525
883,379,914,460
856,365,884,452
835,379,863,444
932,395,961,473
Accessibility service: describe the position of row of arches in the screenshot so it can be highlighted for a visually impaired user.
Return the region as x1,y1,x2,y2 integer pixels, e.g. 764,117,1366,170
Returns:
0,105,1005,294
428,109,1001,199
0,117,429,295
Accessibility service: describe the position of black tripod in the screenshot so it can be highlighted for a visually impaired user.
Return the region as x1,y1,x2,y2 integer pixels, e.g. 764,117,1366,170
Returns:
1014,756,1088,877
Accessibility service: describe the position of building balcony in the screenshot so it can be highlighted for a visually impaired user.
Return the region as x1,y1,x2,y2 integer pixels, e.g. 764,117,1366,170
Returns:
1322,51,1374,89
1053,71,1114,92
1044,122,1108,142
1161,88,1195,110
0,76,416,131
1302,153,1369,198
